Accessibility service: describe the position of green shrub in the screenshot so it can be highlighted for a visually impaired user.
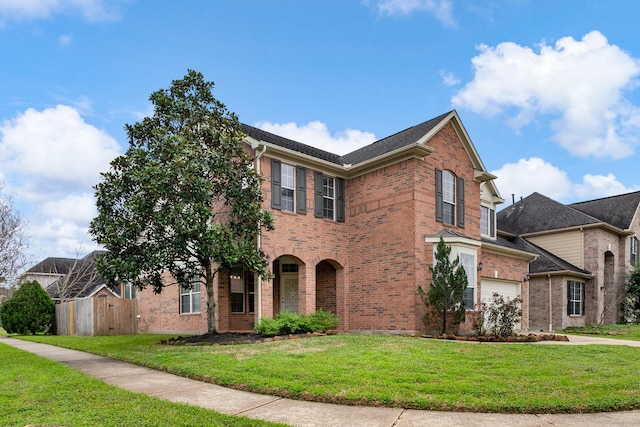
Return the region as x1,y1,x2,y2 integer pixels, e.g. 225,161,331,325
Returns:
255,310,339,337
0,281,56,335
484,292,522,338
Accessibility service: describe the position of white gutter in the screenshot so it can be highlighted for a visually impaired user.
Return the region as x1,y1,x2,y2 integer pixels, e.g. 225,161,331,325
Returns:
254,143,267,325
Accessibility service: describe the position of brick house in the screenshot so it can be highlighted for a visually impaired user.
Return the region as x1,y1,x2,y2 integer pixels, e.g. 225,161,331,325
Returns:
136,110,536,335
19,251,120,302
497,191,640,331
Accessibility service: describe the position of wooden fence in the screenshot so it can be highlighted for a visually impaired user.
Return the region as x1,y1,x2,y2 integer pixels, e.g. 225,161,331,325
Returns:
55,297,138,336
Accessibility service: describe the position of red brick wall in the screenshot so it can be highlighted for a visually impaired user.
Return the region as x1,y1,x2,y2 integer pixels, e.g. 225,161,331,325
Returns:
316,260,337,314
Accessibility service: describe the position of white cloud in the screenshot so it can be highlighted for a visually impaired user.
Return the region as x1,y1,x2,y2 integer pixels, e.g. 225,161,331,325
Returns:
364,0,456,27
59,34,72,46
491,157,639,204
0,0,120,23
254,120,377,156
0,105,120,263
0,105,120,196
439,69,460,86
453,31,640,159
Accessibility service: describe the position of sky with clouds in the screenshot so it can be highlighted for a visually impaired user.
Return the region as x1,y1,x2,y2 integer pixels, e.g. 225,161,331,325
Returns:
2,0,640,266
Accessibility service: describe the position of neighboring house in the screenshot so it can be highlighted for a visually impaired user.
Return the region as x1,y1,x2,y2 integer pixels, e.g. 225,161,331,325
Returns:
136,110,536,335
497,191,640,331
19,251,120,302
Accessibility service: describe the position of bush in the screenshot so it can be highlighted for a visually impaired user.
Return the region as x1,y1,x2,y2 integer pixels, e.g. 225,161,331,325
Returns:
0,281,55,335
484,292,522,338
255,310,339,337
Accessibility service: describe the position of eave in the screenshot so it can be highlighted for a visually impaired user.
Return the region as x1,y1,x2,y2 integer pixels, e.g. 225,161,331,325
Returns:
520,222,632,238
529,270,593,280
481,241,538,261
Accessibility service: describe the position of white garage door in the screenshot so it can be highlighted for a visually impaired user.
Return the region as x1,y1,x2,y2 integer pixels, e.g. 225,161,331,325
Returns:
480,280,521,330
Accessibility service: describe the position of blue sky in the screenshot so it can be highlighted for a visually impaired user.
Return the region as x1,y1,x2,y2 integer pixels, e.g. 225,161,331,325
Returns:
2,0,640,265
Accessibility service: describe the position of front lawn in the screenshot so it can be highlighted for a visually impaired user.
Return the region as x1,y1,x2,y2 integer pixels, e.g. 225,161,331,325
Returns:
0,342,284,427
19,333,640,414
563,324,640,341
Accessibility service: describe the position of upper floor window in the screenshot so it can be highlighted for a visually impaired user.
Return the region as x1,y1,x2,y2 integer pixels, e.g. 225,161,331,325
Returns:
442,171,456,225
631,236,638,264
271,159,307,215
281,163,295,212
180,277,201,314
435,169,464,228
480,206,496,238
323,176,335,220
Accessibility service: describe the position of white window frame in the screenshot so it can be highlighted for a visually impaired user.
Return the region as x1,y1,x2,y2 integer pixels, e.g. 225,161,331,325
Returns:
429,238,478,311
442,170,456,225
124,283,136,299
568,281,584,316
180,278,201,314
480,205,495,238
323,175,335,220
281,163,295,213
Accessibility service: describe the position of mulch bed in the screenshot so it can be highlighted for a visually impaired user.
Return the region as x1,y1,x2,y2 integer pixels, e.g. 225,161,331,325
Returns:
158,331,330,346
158,331,568,346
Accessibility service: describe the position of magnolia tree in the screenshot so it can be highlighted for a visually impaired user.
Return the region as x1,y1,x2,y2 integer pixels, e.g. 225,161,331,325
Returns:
90,70,273,333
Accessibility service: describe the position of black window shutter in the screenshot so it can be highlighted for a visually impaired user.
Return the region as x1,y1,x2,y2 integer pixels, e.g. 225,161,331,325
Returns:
435,168,443,222
336,177,345,222
567,282,571,315
297,166,306,214
457,177,465,228
490,208,496,238
271,159,281,210
314,171,323,218
581,283,585,316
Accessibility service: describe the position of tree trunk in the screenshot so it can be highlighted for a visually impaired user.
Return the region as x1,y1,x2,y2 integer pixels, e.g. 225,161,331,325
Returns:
205,264,217,334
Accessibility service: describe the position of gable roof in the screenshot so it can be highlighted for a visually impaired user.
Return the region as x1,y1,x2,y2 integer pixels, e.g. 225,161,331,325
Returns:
497,192,601,235
46,254,112,300
570,191,640,230
24,257,77,276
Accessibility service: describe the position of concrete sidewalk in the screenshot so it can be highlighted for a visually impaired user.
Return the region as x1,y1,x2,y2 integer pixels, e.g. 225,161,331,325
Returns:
2,336,639,427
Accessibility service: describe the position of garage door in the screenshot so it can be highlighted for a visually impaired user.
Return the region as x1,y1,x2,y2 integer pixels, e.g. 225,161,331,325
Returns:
480,280,521,330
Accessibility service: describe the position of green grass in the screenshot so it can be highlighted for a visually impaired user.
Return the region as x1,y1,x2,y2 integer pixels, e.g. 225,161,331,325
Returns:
19,333,640,414
564,324,640,341
0,342,284,427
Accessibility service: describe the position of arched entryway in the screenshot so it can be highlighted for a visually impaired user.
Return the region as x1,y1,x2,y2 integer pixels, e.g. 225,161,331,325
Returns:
272,255,304,315
316,260,338,315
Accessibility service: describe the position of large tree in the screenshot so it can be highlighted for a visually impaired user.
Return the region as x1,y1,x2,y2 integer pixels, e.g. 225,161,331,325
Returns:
0,183,28,296
90,70,273,333
418,236,468,334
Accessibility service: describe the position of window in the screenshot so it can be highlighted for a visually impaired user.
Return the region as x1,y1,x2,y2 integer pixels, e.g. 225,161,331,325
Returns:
271,160,307,214
442,171,456,225
248,279,255,314
180,278,201,314
430,241,477,310
323,176,335,220
480,206,496,238
435,169,465,228
282,263,299,273
631,236,638,264
314,172,345,222
123,283,136,299
567,281,584,316
230,270,245,313
460,253,476,310
281,163,295,212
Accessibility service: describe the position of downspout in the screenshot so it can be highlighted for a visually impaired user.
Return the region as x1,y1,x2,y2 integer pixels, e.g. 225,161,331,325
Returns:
254,144,267,325
548,274,553,332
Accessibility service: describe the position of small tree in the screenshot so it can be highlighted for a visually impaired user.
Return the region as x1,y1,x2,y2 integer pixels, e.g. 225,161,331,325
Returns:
0,183,28,289
622,262,640,323
90,70,273,333
47,251,105,303
418,236,467,334
0,281,55,334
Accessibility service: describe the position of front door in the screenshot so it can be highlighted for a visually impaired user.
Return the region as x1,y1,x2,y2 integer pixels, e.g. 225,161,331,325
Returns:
280,273,299,313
